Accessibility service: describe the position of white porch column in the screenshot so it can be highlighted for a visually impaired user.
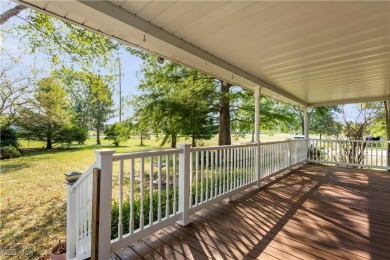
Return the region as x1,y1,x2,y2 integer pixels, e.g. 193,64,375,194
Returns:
304,107,309,139
254,87,261,142
254,87,261,187
303,107,309,162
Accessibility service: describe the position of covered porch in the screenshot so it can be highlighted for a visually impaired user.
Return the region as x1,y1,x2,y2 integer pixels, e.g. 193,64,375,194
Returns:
14,1,389,259
114,164,390,260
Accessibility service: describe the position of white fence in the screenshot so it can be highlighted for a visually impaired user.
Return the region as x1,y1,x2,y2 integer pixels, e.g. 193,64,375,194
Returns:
67,140,308,259
308,139,389,169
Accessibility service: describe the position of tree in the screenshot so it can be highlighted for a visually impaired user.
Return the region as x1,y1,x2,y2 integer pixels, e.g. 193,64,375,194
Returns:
17,76,72,149
87,74,115,145
1,4,119,71
231,91,296,140
52,68,116,145
127,117,150,146
310,107,343,138
104,122,130,146
218,81,232,145
367,101,390,141
0,50,36,127
131,56,218,148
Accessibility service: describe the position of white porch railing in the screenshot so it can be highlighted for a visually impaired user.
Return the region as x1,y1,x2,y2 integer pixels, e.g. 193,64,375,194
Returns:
308,139,389,170
66,140,308,259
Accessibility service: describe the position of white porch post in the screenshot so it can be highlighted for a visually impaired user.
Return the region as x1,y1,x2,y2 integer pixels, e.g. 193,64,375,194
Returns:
94,150,115,259
304,107,309,139
177,144,191,226
304,107,309,161
254,87,261,187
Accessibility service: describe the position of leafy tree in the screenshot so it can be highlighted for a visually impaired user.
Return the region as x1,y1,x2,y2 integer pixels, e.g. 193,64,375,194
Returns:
310,107,343,138
17,76,72,149
104,122,130,146
87,74,115,145
231,90,296,140
366,101,390,141
0,50,36,127
131,56,218,147
0,126,19,148
1,4,119,71
51,68,116,145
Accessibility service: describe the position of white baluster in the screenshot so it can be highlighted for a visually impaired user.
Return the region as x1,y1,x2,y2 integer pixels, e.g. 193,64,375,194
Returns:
130,158,135,234
165,154,169,218
118,160,123,239
149,156,153,226
140,157,144,230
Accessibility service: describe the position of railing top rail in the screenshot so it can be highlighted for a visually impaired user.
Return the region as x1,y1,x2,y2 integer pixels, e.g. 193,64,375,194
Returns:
71,160,96,191
310,138,387,143
260,140,295,146
112,148,182,161
190,143,257,151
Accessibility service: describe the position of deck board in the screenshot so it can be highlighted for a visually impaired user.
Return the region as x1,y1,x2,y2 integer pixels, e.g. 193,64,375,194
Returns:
114,164,390,260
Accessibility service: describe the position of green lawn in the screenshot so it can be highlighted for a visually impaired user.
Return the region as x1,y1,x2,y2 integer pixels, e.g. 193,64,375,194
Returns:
0,134,291,258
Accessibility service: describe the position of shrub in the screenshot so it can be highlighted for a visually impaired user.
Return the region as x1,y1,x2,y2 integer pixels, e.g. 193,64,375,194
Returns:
0,126,19,148
104,123,130,147
0,145,21,159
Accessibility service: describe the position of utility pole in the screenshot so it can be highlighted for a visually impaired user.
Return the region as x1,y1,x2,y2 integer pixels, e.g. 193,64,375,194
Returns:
118,57,122,122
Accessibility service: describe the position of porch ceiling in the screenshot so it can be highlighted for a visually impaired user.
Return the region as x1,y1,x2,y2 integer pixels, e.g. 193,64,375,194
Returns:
17,1,390,107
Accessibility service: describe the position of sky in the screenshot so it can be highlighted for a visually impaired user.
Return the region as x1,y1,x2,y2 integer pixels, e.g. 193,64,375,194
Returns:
0,0,143,123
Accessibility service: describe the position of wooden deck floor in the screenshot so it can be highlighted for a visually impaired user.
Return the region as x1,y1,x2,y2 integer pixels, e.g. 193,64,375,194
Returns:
113,164,390,260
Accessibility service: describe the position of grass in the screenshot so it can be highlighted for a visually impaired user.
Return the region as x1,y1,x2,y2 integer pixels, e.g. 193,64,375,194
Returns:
0,134,292,258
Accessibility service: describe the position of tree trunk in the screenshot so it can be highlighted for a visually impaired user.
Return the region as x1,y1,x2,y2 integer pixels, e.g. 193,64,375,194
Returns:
171,134,177,148
96,128,101,145
251,130,254,142
0,5,26,25
218,81,231,145
192,134,196,147
46,135,52,149
140,134,144,146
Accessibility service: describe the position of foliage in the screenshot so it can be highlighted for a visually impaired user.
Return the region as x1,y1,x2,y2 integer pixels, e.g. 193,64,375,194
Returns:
0,145,21,159
60,125,88,146
310,106,343,138
9,7,119,71
87,74,115,145
0,126,19,148
104,122,130,146
341,103,383,140
0,50,36,127
17,76,73,149
231,91,295,139
365,101,389,140
131,56,218,147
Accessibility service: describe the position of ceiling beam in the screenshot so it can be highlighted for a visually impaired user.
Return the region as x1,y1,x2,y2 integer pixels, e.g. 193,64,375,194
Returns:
76,0,307,106
309,95,390,107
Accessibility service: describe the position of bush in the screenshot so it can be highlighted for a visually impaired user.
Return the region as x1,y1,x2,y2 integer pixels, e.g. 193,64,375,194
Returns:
104,123,130,147
0,145,21,159
0,126,19,148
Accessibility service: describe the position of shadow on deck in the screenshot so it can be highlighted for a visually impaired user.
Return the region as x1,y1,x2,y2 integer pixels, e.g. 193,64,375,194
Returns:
112,164,390,260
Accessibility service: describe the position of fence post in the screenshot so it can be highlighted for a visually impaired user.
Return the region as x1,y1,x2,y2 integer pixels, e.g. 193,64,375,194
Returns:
65,171,82,259
91,168,101,260
94,150,115,259
255,141,261,188
177,144,191,226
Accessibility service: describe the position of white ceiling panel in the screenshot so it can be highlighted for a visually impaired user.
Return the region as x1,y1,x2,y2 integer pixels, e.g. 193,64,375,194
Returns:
16,0,390,107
